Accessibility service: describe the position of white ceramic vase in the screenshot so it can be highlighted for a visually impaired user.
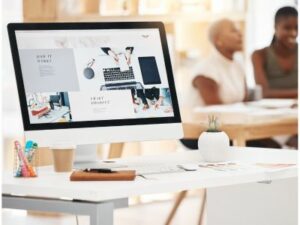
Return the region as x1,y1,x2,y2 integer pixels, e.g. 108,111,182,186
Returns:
198,131,230,162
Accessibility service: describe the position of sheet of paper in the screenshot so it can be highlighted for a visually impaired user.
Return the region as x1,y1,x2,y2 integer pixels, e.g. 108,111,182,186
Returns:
194,103,253,113
247,99,297,109
198,161,297,173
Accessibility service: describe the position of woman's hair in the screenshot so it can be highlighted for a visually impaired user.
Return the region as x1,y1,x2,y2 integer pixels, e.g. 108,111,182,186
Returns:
271,6,298,44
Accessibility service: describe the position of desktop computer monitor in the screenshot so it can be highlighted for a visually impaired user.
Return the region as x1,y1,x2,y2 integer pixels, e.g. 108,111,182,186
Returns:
8,22,183,149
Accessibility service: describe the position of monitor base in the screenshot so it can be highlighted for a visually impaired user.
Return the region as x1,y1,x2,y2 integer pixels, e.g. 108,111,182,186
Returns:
73,144,98,169
73,144,126,169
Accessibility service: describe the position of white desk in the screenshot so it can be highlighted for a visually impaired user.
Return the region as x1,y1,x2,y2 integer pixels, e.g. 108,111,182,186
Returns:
2,147,298,225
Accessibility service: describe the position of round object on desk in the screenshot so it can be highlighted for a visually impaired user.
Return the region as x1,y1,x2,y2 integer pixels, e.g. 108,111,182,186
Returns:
83,67,95,79
198,131,230,162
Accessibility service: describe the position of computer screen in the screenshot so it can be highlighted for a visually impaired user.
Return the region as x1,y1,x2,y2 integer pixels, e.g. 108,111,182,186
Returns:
8,22,183,146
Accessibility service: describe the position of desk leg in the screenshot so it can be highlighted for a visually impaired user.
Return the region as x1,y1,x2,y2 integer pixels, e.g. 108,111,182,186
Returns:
232,137,246,147
206,178,297,225
90,202,114,225
165,190,188,225
2,195,128,225
108,143,124,159
198,189,206,225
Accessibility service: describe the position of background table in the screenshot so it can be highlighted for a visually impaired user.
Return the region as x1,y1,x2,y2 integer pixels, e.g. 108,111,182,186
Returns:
182,100,298,146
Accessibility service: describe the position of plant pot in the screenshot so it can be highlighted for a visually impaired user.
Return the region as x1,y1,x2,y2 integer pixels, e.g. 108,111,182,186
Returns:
198,131,230,162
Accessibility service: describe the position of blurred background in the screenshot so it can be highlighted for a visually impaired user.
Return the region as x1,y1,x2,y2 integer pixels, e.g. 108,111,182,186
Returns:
1,1,298,224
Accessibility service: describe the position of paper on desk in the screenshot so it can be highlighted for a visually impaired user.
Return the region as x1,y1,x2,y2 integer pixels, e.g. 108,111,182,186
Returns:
193,103,297,120
254,163,297,172
247,99,297,109
194,103,254,113
194,99,297,114
198,161,262,173
198,161,296,174
248,108,298,117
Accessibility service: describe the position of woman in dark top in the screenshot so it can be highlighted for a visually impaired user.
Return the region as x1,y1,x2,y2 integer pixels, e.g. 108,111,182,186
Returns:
252,6,298,98
252,6,298,149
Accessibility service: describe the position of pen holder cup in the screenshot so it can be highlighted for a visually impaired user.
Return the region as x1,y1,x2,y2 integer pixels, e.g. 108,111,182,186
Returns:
14,145,39,178
51,148,74,172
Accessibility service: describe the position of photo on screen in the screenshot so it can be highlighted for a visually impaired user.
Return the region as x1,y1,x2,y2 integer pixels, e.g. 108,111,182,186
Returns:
26,92,72,124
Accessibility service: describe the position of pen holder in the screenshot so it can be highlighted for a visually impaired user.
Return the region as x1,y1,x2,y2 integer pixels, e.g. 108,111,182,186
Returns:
13,142,39,178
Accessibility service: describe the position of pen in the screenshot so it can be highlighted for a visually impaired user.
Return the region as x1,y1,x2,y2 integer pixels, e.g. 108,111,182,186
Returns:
28,142,38,163
83,168,117,173
14,141,30,177
14,141,37,177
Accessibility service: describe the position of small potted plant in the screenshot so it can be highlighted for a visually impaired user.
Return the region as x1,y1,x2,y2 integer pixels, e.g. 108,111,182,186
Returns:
198,115,230,162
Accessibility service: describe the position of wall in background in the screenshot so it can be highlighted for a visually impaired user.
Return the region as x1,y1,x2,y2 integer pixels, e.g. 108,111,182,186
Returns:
2,0,22,94
2,0,24,141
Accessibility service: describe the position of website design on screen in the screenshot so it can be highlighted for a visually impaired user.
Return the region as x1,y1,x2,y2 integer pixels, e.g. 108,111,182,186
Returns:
16,29,174,124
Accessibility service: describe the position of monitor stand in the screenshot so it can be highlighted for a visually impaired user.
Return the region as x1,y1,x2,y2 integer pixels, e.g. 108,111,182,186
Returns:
73,144,99,169
73,144,125,169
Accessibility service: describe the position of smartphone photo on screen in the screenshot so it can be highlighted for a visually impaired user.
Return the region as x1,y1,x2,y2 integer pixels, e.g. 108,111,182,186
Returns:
138,56,161,85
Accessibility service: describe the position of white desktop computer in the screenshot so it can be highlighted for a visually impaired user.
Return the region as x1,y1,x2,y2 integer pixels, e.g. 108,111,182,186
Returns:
8,22,183,168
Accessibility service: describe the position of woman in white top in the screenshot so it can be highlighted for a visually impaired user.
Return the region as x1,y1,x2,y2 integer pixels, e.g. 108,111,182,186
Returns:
182,19,280,149
192,19,247,106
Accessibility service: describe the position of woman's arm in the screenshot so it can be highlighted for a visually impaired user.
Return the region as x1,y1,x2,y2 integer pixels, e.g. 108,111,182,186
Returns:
193,75,222,105
243,80,248,102
252,50,298,98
